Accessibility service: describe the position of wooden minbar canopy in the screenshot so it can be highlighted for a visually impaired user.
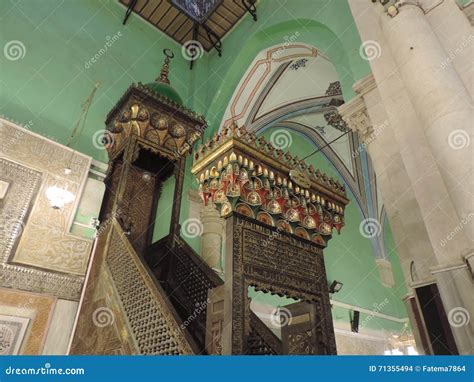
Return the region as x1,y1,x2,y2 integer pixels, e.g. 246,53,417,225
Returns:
191,124,350,247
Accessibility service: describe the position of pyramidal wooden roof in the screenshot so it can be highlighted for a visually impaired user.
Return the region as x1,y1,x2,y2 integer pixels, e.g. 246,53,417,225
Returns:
119,0,254,52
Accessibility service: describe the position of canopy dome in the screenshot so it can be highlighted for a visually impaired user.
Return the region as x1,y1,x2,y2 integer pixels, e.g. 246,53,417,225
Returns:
144,81,183,105
145,49,182,105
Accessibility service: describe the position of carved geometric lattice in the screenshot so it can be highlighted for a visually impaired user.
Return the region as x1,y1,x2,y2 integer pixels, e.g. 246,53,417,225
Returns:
229,215,336,354
154,236,282,354
247,317,280,355
0,158,42,262
106,226,191,355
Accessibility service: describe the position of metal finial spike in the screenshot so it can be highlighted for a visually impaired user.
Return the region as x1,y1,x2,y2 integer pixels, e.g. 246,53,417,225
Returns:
157,49,174,84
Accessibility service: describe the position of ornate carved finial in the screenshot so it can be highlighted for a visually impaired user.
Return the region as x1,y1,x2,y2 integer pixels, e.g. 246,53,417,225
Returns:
156,49,174,85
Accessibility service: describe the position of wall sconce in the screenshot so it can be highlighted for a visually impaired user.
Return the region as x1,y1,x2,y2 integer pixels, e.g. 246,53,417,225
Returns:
45,185,75,209
329,280,343,293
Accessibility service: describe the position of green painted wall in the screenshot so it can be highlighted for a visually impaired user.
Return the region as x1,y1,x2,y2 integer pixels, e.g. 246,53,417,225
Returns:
152,175,176,242
200,0,371,137
1,0,370,160
0,0,195,162
252,128,408,332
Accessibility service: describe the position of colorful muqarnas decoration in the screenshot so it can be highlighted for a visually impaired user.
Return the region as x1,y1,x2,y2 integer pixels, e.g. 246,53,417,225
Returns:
191,124,350,247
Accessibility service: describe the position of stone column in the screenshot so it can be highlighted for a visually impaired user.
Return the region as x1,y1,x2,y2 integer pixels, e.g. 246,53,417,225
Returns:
431,263,474,355
339,70,474,353
348,0,474,355
339,76,437,285
200,203,225,273
381,3,474,247
423,0,473,100
340,82,435,353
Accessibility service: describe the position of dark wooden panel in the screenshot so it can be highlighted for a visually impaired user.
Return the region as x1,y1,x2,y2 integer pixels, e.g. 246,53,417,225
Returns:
118,0,252,52
141,0,161,18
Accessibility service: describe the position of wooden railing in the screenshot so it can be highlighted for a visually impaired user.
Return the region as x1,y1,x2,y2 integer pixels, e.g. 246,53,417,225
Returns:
146,234,282,355
105,220,198,354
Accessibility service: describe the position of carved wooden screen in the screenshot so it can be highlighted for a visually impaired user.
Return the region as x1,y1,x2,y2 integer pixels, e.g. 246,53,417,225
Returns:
224,213,336,355
99,136,178,255
281,302,329,355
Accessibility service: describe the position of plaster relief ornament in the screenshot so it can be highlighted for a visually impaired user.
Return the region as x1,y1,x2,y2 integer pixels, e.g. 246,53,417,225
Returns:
191,123,349,246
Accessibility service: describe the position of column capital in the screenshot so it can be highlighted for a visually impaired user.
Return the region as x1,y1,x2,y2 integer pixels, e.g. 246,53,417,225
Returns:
353,74,377,97
200,202,225,227
338,96,374,143
372,0,420,18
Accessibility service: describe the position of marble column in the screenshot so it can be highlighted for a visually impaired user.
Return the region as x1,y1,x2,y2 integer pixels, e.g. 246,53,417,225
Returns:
423,0,473,100
340,82,435,353
431,263,474,354
339,69,474,353
381,3,474,247
199,203,225,273
339,76,437,285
